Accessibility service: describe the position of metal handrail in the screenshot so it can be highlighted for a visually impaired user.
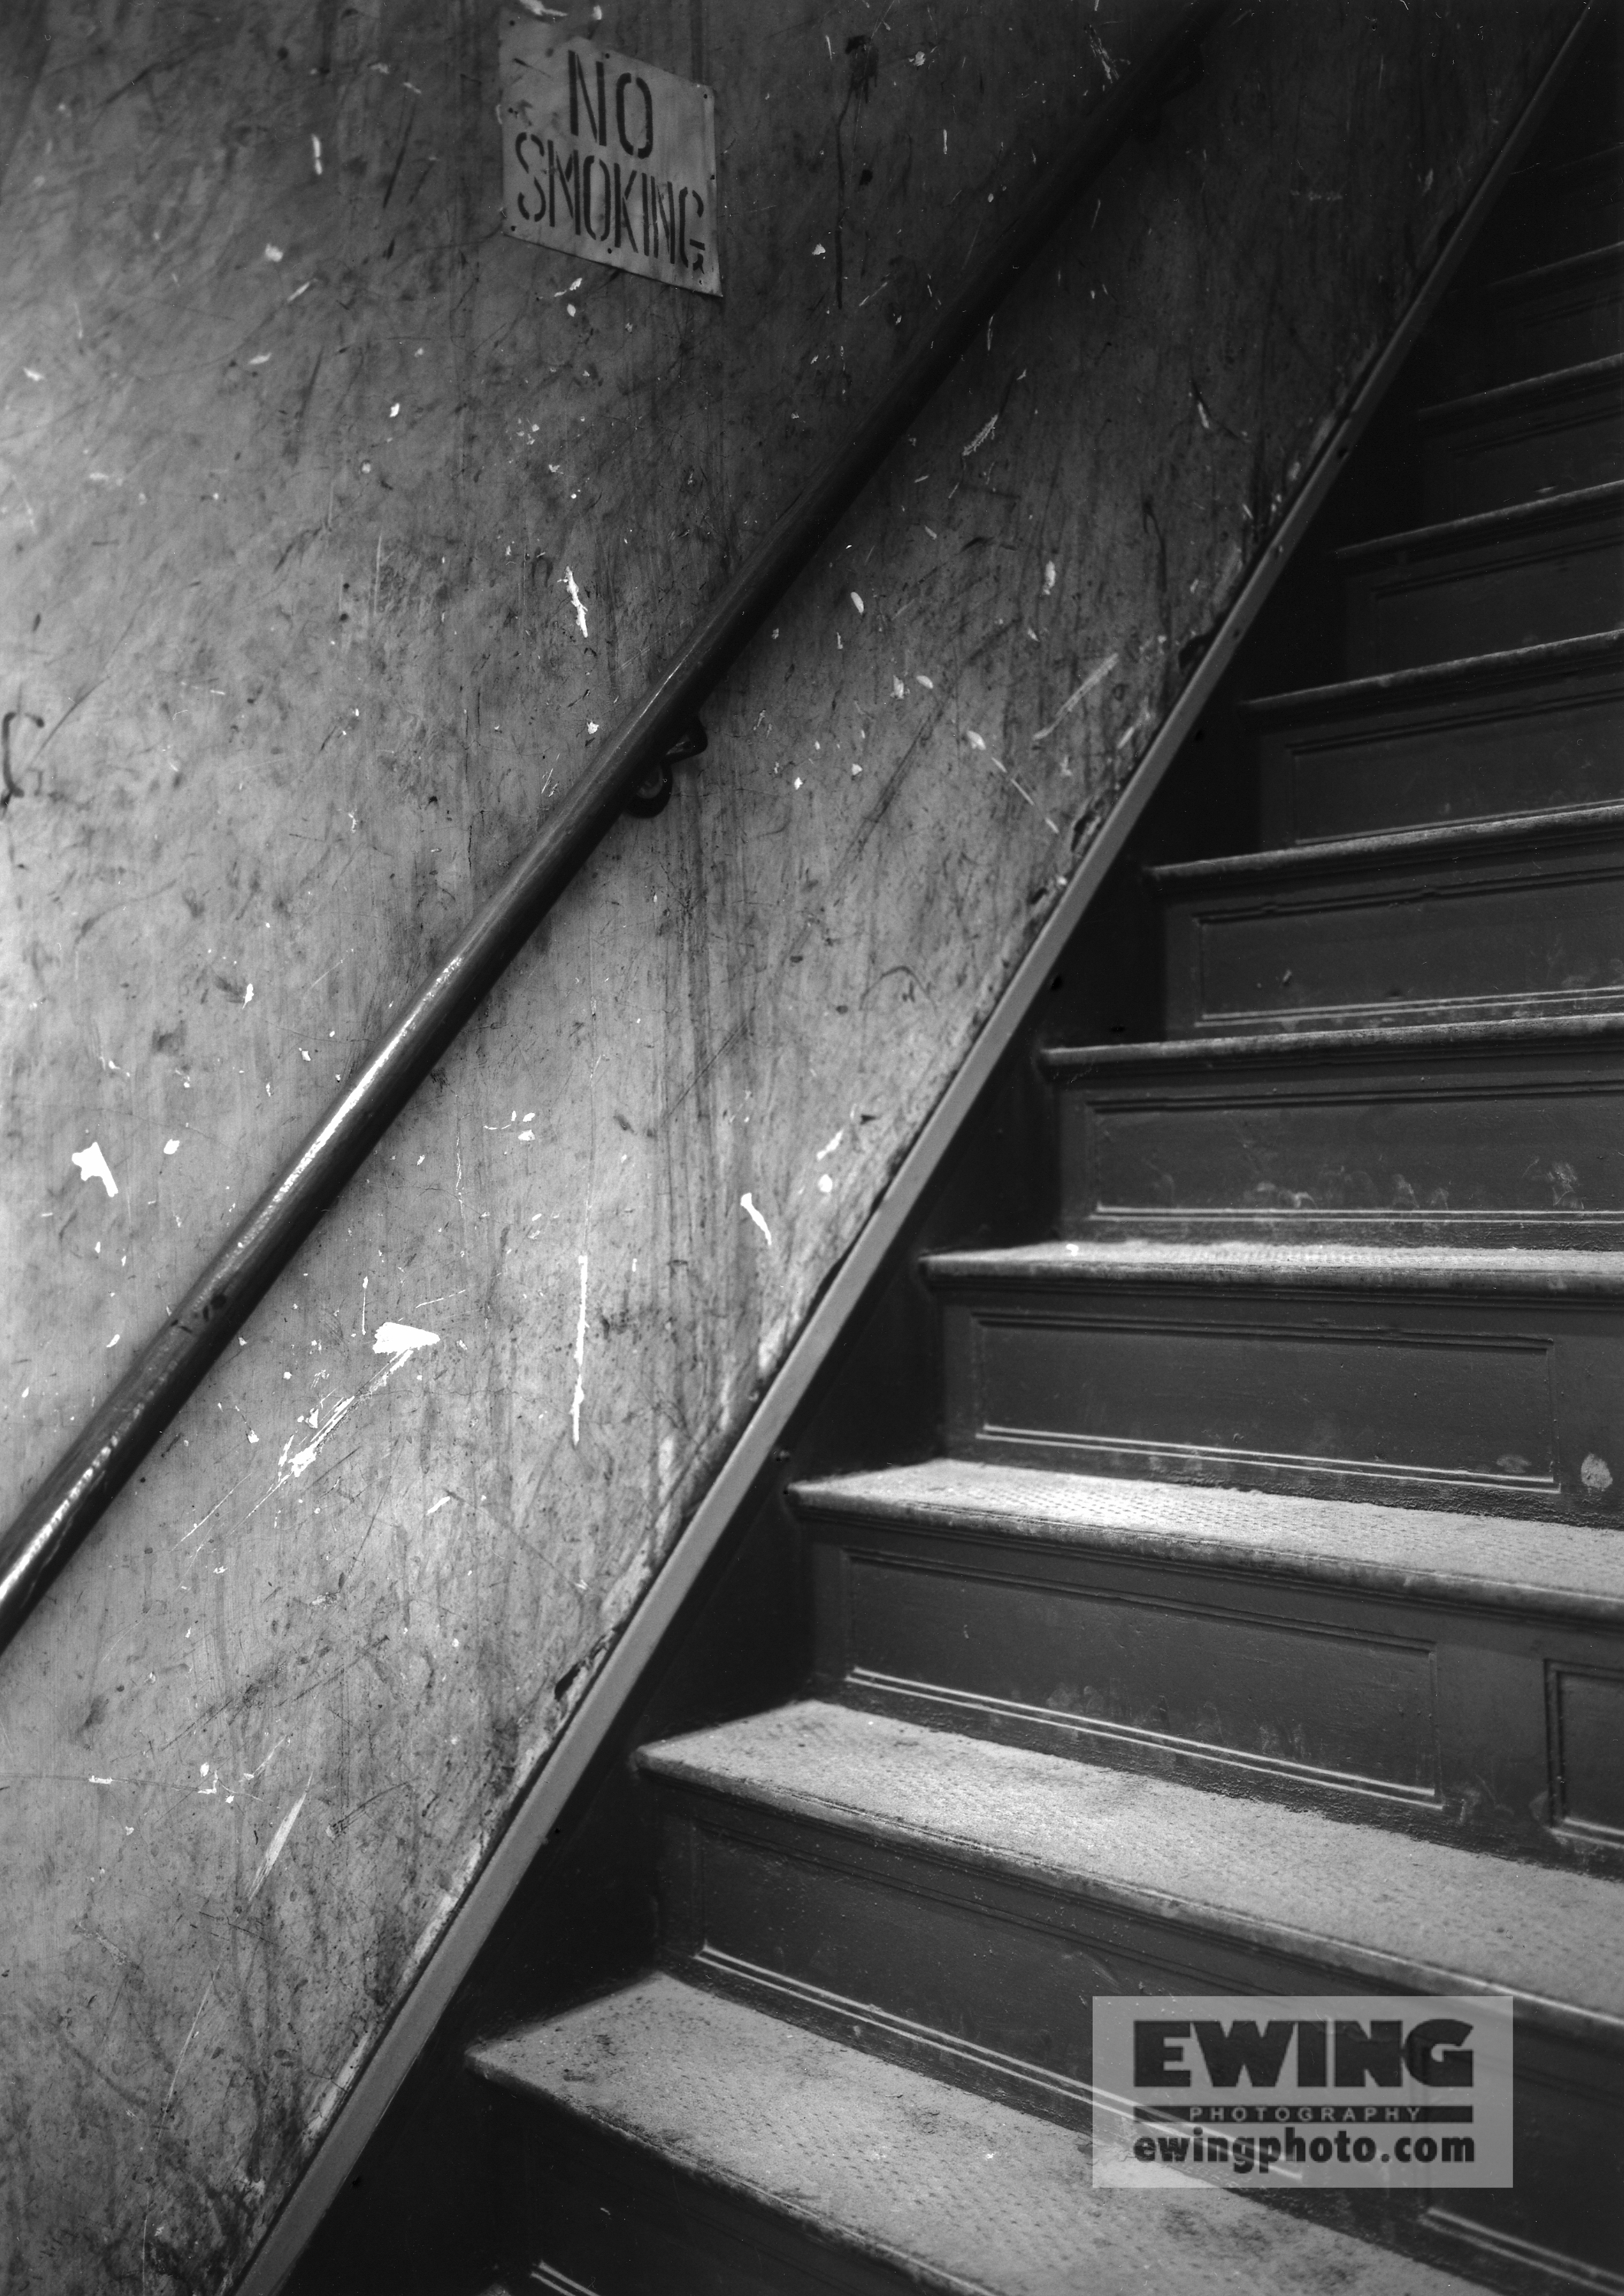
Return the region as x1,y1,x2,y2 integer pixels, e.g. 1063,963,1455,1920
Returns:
0,0,1221,1651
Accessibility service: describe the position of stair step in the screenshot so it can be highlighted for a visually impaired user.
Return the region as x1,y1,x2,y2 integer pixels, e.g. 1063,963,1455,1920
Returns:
470,1973,1484,2296
1040,1013,1624,1241
1417,351,1624,519
1438,239,1624,392
1245,629,1624,844
1150,802,1624,1036
637,1704,1624,2281
1336,484,1624,676
792,1457,1624,1856
921,1238,1624,1516
642,1700,1624,2032
1497,141,1624,270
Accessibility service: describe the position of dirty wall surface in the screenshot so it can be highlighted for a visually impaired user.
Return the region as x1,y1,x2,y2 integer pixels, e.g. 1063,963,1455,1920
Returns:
0,2,1570,2287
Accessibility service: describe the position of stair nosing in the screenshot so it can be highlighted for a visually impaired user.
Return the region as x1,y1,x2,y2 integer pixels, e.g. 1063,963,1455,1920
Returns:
919,1236,1624,1296
1037,1008,1624,1073
1146,796,1624,890
788,1457,1624,1626
1239,624,1624,722
638,1702,1624,2043
1333,478,1624,567
1416,347,1624,426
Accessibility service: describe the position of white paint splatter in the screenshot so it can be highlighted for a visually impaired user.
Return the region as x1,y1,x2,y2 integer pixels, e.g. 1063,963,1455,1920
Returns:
817,1174,834,1196
563,567,589,637
1582,1453,1614,1493
89,1775,113,1787
311,135,323,175
570,1253,588,1446
914,673,934,691
1031,650,1119,744
965,730,987,752
816,1128,845,1160
1043,560,1057,595
71,1142,118,1197
163,1138,180,1155
244,981,255,1004
248,1785,309,1900
371,1322,440,1363
264,244,284,263
962,412,998,458
850,590,864,615
247,353,271,366
892,675,906,699
740,1192,773,1247
811,242,827,256
425,1493,455,1519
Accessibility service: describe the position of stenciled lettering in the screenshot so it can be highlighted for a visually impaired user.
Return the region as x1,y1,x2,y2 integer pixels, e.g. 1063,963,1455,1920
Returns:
616,71,654,158
548,140,580,233
568,51,607,144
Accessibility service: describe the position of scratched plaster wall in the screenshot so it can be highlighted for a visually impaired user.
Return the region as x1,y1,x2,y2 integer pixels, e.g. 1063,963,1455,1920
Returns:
0,2,1572,2288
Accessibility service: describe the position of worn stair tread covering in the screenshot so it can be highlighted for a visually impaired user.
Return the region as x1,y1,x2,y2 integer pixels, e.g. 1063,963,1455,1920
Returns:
472,1973,1485,2296
789,1457,1624,1619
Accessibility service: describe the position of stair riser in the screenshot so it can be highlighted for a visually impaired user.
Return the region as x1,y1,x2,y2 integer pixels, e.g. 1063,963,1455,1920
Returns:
495,2094,923,2296
1055,1050,1624,1234
659,1798,1624,2285
1254,661,1624,842
1159,834,1624,1035
804,1522,1624,1861
936,1283,1624,1517
1421,373,1624,519
1340,511,1624,676
1432,258,1624,393
1496,157,1624,271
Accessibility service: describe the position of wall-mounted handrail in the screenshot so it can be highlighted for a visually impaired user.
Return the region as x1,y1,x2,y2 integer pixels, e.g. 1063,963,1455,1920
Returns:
0,0,1222,1655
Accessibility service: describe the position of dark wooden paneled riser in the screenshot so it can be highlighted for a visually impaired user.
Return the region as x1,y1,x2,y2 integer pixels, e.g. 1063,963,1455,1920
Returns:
1048,1026,1624,1240
1494,145,1624,272
1429,244,1624,394
646,1774,1624,2286
1156,810,1624,1036
1419,353,1624,519
1337,487,1624,676
1249,632,1624,844
804,1516,1624,1863
932,1273,1624,1519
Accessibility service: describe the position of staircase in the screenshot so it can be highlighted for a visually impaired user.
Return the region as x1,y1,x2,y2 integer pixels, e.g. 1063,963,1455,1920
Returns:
464,41,1624,2296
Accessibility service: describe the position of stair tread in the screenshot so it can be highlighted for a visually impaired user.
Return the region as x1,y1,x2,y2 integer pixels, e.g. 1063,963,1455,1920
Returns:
1334,476,1624,566
790,1457,1624,1623
641,1703,1624,2032
922,1235,1624,1293
1417,347,1624,426
1148,795,1624,889
472,1972,1480,2296
1040,1007,1624,1073
1241,623,1624,723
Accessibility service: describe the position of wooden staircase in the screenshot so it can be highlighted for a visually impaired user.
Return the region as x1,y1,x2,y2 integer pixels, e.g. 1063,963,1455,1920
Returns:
463,41,1624,2296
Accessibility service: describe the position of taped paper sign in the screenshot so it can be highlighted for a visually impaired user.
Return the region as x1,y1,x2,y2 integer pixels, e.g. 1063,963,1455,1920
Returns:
500,18,721,297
